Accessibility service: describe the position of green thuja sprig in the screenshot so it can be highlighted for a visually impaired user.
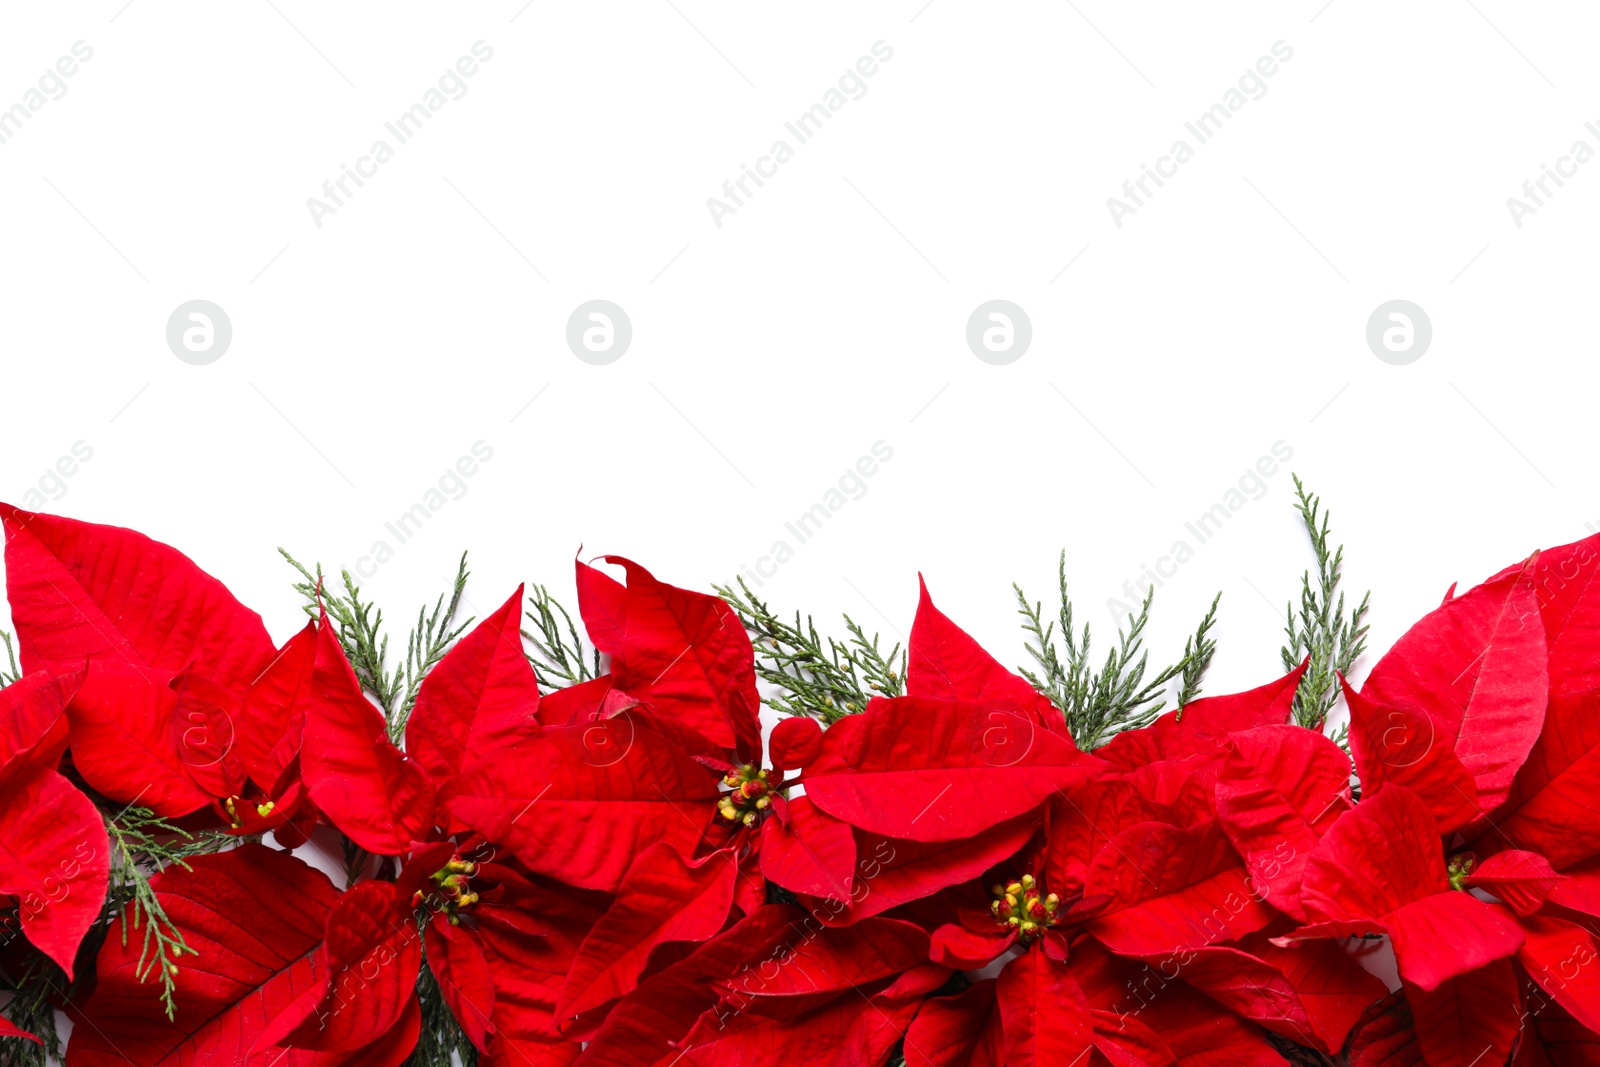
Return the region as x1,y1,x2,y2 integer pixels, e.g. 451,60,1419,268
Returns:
1016,551,1217,750
0,952,64,1067
403,946,478,1067
715,578,903,723
0,630,19,687
523,584,599,692
1177,592,1221,707
102,807,231,1020
1280,475,1371,732
280,551,473,742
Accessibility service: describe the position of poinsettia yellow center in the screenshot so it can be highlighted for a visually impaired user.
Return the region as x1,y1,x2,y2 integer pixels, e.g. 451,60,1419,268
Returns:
1446,854,1476,892
413,857,480,924
223,795,276,829
991,874,1059,943
717,765,772,827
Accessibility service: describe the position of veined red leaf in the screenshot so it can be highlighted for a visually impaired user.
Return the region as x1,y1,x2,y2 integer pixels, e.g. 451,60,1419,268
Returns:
66,665,212,816
257,880,421,1053
907,577,1066,732
407,587,541,790
0,506,274,691
1069,937,1283,1067
1493,532,1600,697
0,666,81,772
170,670,247,800
1404,960,1520,1067
1085,819,1276,956
1214,724,1352,920
557,844,737,1024
759,796,855,901
1096,661,1307,770
576,557,758,755
1462,849,1561,916
714,917,929,1000
1479,688,1600,868
1516,914,1600,1035
65,844,342,1067
0,759,110,979
237,622,316,794
996,943,1092,1067
803,814,1037,926
804,696,1101,842
1361,558,1547,813
1343,680,1481,834
1293,785,1523,991
443,714,718,891
1346,992,1424,1067
425,912,497,1053
1045,777,1158,897
904,980,1003,1067
301,621,434,855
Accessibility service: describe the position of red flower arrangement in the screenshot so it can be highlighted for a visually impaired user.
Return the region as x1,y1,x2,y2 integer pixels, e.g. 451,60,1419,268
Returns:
0,501,1598,1066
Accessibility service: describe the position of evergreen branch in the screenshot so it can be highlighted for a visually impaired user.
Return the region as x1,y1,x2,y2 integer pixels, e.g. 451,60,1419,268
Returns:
714,578,903,724
392,554,473,741
1015,551,1200,750
404,941,479,1067
281,550,473,741
0,630,19,687
0,951,64,1067
522,584,599,692
1177,593,1222,707
1280,475,1371,731
101,806,231,1020
282,550,403,717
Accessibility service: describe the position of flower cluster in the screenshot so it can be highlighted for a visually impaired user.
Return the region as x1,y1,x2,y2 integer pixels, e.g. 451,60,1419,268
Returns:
0,504,1596,1066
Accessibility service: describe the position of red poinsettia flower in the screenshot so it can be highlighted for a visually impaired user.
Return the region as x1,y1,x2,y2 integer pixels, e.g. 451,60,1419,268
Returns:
1,505,315,841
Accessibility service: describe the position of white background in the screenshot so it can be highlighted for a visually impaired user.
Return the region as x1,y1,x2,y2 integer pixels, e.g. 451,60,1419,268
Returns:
3,1,1597,710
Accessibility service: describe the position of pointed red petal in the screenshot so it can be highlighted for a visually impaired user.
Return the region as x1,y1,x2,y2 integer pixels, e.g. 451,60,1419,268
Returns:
1517,914,1600,1035
66,666,212,816
425,913,497,1053
557,843,738,1023
1300,785,1449,925
1498,533,1600,697
0,760,110,979
759,795,856,901
301,621,434,854
1405,960,1520,1067
1214,724,1352,920
905,979,1003,1067
66,845,343,1067
1097,660,1307,768
803,696,1100,842
442,715,718,891
1045,778,1158,897
1346,992,1425,1067
1085,819,1276,955
576,557,759,755
260,879,422,1052
908,578,1065,731
237,622,316,793
407,587,541,790
996,947,1093,1067
1480,688,1600,868
0,506,274,690
1462,849,1561,916
0,667,80,772
1343,679,1481,834
1362,558,1548,812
